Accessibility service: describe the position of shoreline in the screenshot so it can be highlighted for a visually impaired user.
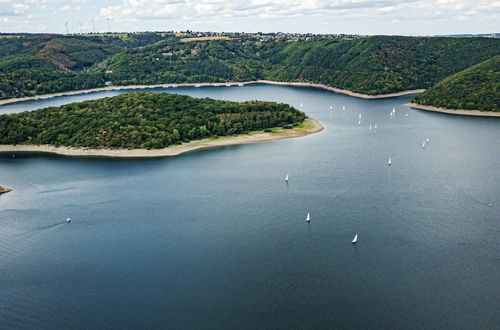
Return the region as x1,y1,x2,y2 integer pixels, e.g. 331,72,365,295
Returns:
0,118,324,158
405,103,500,117
0,185,12,194
0,80,425,107
253,80,425,99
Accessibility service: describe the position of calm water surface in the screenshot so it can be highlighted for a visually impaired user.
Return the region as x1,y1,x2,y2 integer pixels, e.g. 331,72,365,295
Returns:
1,85,499,329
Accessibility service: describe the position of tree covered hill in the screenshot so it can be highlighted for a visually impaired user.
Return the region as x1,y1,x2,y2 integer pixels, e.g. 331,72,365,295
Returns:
412,55,499,111
0,33,167,99
268,36,500,94
0,32,499,102
0,92,306,149
104,35,500,95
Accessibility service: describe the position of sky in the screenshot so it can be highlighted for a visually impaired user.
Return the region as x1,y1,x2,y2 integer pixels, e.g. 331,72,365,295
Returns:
0,0,499,35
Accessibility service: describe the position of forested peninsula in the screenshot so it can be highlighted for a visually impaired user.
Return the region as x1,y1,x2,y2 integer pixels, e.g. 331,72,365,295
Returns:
0,92,314,153
411,55,499,112
1,32,499,112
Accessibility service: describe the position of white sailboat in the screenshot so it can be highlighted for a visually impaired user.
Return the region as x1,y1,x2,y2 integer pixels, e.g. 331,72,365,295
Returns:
422,142,425,149
352,234,358,244
330,106,333,110
306,213,311,222
358,113,362,119
426,138,430,143
388,158,392,165
342,106,345,111
285,174,289,182
369,124,372,130
300,102,303,108
374,124,377,129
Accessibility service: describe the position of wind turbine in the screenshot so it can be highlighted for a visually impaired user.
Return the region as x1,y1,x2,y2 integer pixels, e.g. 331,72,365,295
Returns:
107,18,110,33
65,22,69,34
92,18,96,33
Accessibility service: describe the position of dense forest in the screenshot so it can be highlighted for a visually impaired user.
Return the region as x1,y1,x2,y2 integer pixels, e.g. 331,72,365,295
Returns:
412,55,499,111
0,92,306,149
0,32,499,110
0,33,165,99
267,36,500,95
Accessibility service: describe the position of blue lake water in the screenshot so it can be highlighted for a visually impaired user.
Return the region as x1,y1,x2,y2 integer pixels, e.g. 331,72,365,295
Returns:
0,85,499,329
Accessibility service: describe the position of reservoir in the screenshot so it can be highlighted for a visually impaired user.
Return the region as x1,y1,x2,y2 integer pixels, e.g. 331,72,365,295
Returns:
0,84,499,328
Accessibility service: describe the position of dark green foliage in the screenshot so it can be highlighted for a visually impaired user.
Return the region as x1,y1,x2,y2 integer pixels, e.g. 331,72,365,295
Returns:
0,33,171,99
412,55,499,111
1,33,499,106
0,92,306,148
267,36,500,94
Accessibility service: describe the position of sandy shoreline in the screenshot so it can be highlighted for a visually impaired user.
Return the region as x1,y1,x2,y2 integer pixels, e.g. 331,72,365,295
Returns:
0,80,425,106
0,185,12,194
254,80,425,99
0,118,324,158
406,103,500,117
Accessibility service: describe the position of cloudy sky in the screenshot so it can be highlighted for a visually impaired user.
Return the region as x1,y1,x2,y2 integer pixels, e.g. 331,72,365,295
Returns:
0,0,498,35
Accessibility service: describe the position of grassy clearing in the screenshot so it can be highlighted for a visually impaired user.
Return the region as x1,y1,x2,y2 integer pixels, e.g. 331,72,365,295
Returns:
180,36,231,42
0,35,21,39
169,118,319,150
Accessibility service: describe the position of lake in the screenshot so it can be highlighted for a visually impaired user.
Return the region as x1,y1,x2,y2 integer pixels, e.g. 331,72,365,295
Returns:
1,84,499,329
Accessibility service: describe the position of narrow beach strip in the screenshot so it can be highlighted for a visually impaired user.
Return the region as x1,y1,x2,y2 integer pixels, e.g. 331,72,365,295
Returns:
406,103,500,117
253,80,425,99
0,185,13,194
0,81,425,107
0,119,324,158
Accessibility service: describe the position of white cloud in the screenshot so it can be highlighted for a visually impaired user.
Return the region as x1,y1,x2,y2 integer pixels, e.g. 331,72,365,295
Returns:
377,6,395,12
0,0,497,35
13,3,29,13
98,0,421,22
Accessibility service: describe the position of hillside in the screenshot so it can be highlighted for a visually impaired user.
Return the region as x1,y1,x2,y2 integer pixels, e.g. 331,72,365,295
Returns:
104,35,500,95
412,55,499,111
0,33,166,99
268,36,500,94
0,33,499,100
0,92,306,149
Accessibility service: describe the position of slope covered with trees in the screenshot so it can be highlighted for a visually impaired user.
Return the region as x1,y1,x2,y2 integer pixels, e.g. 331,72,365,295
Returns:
267,36,500,94
0,33,166,99
0,92,306,149
412,55,499,111
0,33,499,102
104,35,500,95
